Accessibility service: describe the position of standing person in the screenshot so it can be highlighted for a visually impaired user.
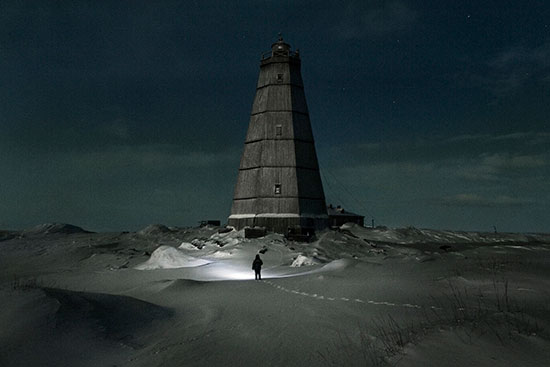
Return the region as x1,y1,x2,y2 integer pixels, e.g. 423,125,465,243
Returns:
252,254,263,280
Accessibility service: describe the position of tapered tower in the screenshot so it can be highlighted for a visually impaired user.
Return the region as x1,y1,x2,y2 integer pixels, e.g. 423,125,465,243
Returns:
228,36,328,233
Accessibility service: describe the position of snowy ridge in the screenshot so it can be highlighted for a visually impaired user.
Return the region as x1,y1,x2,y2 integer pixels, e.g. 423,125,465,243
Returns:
342,223,550,245
22,223,91,235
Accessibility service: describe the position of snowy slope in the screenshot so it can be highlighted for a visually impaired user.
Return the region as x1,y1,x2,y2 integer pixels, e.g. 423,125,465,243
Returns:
1,223,549,367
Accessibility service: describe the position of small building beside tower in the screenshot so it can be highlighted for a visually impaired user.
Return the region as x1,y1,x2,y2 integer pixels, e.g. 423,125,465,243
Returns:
327,204,365,228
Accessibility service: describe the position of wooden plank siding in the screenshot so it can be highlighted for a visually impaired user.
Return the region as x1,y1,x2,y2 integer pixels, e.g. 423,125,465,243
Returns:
229,38,328,233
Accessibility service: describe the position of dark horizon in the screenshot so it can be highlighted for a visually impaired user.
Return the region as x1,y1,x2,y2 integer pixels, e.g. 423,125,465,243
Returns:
1,1,549,233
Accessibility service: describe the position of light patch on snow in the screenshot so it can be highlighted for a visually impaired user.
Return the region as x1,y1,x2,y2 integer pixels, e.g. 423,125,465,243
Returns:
317,258,351,271
178,242,198,250
135,245,211,270
227,214,256,219
207,250,235,259
451,233,474,241
199,263,255,280
256,213,300,218
228,213,300,219
208,229,245,247
339,223,355,230
291,255,320,267
223,238,241,247
504,245,532,250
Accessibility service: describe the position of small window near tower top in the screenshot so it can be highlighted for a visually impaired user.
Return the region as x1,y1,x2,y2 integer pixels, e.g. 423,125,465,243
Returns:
276,125,282,136
274,184,281,195
277,74,283,82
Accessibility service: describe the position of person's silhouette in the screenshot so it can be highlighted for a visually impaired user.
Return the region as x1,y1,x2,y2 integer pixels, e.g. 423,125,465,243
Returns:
252,254,263,280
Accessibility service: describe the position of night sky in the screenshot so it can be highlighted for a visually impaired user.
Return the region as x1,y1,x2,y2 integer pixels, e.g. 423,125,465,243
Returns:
1,1,549,232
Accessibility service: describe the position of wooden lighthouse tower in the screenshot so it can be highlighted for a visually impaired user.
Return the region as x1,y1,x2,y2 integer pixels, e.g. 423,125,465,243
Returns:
228,36,328,234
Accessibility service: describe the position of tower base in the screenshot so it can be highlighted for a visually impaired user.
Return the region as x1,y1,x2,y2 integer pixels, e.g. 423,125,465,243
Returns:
228,214,328,234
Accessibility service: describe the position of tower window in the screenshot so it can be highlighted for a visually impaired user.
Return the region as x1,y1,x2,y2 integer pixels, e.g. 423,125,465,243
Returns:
275,125,282,136
277,74,283,82
274,184,281,195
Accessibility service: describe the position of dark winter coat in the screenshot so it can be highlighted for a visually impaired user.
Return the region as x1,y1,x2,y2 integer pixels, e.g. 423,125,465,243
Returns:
252,257,263,271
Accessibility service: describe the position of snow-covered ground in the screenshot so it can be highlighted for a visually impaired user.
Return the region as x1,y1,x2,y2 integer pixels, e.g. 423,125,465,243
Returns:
1,223,549,366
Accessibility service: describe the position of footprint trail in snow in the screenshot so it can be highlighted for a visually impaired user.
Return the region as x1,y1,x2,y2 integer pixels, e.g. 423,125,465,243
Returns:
261,279,424,309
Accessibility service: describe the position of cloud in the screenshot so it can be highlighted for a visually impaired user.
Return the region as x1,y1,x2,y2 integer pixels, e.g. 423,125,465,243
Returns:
439,194,533,208
0,141,240,231
328,131,550,170
489,42,550,69
65,144,238,174
456,152,547,181
0,141,240,182
100,119,131,140
481,153,546,169
335,1,418,39
320,131,549,223
477,41,550,96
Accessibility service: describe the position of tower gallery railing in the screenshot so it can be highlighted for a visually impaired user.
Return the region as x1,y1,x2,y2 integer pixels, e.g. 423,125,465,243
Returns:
261,49,300,60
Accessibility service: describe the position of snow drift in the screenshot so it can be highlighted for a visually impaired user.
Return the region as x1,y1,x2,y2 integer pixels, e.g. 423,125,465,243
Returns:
135,245,211,270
